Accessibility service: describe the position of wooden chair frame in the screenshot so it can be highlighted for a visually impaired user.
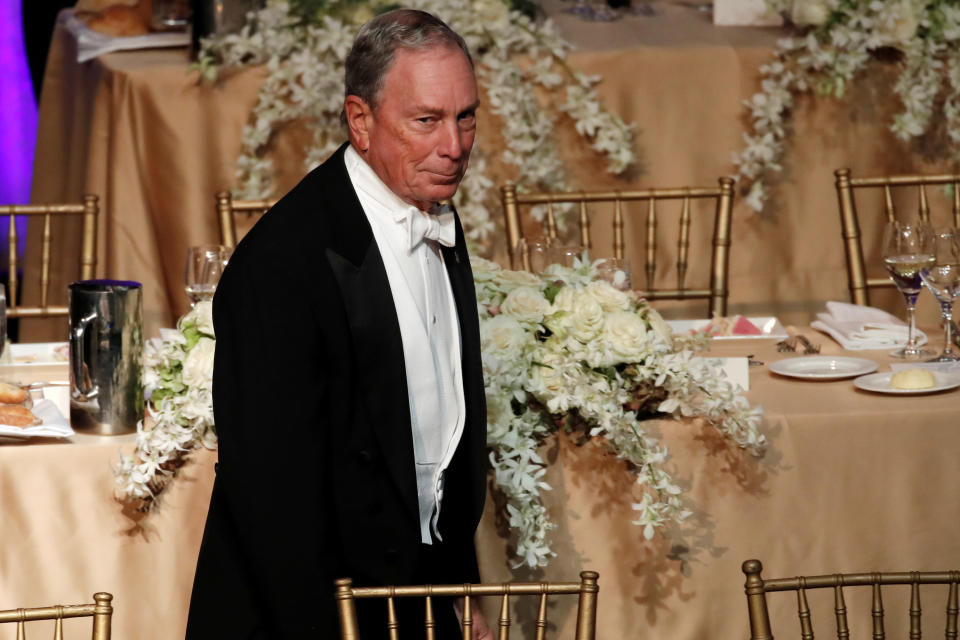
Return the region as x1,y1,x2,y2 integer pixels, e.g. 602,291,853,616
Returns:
0,592,112,640
0,195,98,318
743,559,960,640
216,191,275,249
834,168,960,306
335,571,599,640
501,179,735,317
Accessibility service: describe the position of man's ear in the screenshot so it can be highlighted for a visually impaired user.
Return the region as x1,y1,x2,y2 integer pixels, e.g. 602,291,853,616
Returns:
344,95,372,152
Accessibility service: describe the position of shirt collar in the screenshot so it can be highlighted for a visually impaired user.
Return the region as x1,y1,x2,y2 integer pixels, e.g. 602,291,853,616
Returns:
344,144,421,220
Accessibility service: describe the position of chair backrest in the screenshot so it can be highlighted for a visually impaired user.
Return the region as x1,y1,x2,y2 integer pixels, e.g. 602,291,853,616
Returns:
0,592,112,639
335,571,599,640
0,195,98,318
501,179,735,317
216,191,275,249
834,168,960,306
743,559,960,640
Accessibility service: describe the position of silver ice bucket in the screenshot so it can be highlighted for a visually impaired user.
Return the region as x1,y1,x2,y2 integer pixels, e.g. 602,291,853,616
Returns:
69,280,144,435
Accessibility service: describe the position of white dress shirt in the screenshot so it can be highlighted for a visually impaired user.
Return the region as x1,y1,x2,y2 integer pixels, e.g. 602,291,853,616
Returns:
344,145,466,544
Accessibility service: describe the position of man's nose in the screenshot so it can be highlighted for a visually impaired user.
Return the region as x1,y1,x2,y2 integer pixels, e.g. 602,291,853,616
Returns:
437,121,464,159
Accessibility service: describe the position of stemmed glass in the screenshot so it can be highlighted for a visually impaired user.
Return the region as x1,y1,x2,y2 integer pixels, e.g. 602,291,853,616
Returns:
881,220,936,359
920,228,960,362
185,244,232,306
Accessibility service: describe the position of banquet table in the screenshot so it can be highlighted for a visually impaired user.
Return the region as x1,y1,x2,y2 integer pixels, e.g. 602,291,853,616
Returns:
27,1,954,341
4,330,960,640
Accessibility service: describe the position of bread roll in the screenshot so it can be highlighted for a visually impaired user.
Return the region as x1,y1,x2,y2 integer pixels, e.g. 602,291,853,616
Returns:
0,405,42,427
83,5,150,37
0,381,29,405
75,0,139,11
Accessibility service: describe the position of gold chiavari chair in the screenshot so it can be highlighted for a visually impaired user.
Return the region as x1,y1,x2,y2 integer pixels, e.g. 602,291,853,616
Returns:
335,571,599,640
0,195,98,318
834,168,960,306
0,592,113,640
743,559,960,640
501,179,735,317
216,191,275,250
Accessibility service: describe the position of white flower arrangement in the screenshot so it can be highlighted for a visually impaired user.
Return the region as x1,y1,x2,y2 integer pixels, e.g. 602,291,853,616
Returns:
472,256,765,567
193,0,636,250
114,301,217,506
116,260,765,569
734,0,960,212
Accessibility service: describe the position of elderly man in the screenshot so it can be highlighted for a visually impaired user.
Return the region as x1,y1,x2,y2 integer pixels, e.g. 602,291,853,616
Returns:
185,9,489,639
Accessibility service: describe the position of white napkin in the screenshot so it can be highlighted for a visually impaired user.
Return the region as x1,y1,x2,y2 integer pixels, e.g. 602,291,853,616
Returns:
0,399,74,439
811,301,927,350
61,10,189,63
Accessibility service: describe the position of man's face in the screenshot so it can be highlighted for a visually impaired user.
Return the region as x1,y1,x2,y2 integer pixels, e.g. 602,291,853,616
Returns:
355,45,479,211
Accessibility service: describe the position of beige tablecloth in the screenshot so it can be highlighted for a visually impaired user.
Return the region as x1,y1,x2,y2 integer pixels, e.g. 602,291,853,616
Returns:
29,2,953,341
4,333,960,639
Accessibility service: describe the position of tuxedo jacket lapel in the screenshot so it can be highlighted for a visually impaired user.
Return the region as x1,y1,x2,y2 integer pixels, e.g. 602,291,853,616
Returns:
322,151,420,526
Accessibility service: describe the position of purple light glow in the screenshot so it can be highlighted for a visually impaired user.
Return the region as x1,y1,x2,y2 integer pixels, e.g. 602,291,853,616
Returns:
0,0,37,259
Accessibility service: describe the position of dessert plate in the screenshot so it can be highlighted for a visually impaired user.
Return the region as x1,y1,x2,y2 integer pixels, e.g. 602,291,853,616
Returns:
853,371,960,395
667,317,788,340
769,356,878,380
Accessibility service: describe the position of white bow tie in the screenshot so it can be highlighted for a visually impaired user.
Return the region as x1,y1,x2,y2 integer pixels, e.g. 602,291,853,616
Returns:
396,206,456,251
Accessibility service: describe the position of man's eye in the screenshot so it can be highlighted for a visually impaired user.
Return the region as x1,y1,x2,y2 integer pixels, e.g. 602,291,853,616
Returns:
417,117,434,124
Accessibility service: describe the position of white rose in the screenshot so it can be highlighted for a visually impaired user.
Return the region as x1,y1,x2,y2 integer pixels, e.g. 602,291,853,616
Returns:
530,348,566,396
568,291,605,343
481,315,528,356
586,281,631,312
186,300,215,337
791,0,830,26
604,311,649,362
551,286,578,313
182,337,216,389
501,286,550,324
495,269,541,291
643,307,674,343
470,256,501,281
883,2,918,43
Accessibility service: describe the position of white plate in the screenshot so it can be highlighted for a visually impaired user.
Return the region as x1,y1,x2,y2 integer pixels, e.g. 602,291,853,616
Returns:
2,342,69,367
0,398,74,441
853,371,960,395
666,317,788,340
769,356,879,380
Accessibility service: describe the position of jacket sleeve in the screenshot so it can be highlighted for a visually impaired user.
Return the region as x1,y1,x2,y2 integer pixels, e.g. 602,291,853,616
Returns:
210,245,336,636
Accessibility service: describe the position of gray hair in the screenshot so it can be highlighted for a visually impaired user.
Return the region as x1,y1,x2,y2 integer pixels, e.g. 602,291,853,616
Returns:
342,9,473,121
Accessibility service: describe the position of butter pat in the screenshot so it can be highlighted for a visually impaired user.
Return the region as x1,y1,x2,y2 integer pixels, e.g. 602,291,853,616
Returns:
890,368,936,390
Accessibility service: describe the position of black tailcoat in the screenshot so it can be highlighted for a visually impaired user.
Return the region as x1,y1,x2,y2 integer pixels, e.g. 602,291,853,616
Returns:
185,143,487,638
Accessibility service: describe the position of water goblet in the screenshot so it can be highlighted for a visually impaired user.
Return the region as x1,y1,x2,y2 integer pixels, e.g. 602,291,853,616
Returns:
881,220,936,359
185,244,232,305
546,244,587,269
513,237,554,273
920,228,960,362
596,258,633,291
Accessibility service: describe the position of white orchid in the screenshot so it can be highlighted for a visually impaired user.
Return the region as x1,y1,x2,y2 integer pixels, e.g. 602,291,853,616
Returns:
738,0,960,211
195,0,636,252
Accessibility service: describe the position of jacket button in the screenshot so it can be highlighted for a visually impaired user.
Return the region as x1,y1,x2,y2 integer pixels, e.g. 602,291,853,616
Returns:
357,449,374,464
385,548,399,562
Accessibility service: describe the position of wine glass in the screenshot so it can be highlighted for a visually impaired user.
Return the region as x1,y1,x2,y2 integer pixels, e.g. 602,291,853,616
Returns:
185,245,232,305
920,228,960,362
881,220,936,359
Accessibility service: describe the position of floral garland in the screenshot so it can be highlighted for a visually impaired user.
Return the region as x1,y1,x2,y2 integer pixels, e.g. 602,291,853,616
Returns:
194,0,636,250
733,0,960,212
472,257,765,567
115,264,766,568
114,302,217,507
